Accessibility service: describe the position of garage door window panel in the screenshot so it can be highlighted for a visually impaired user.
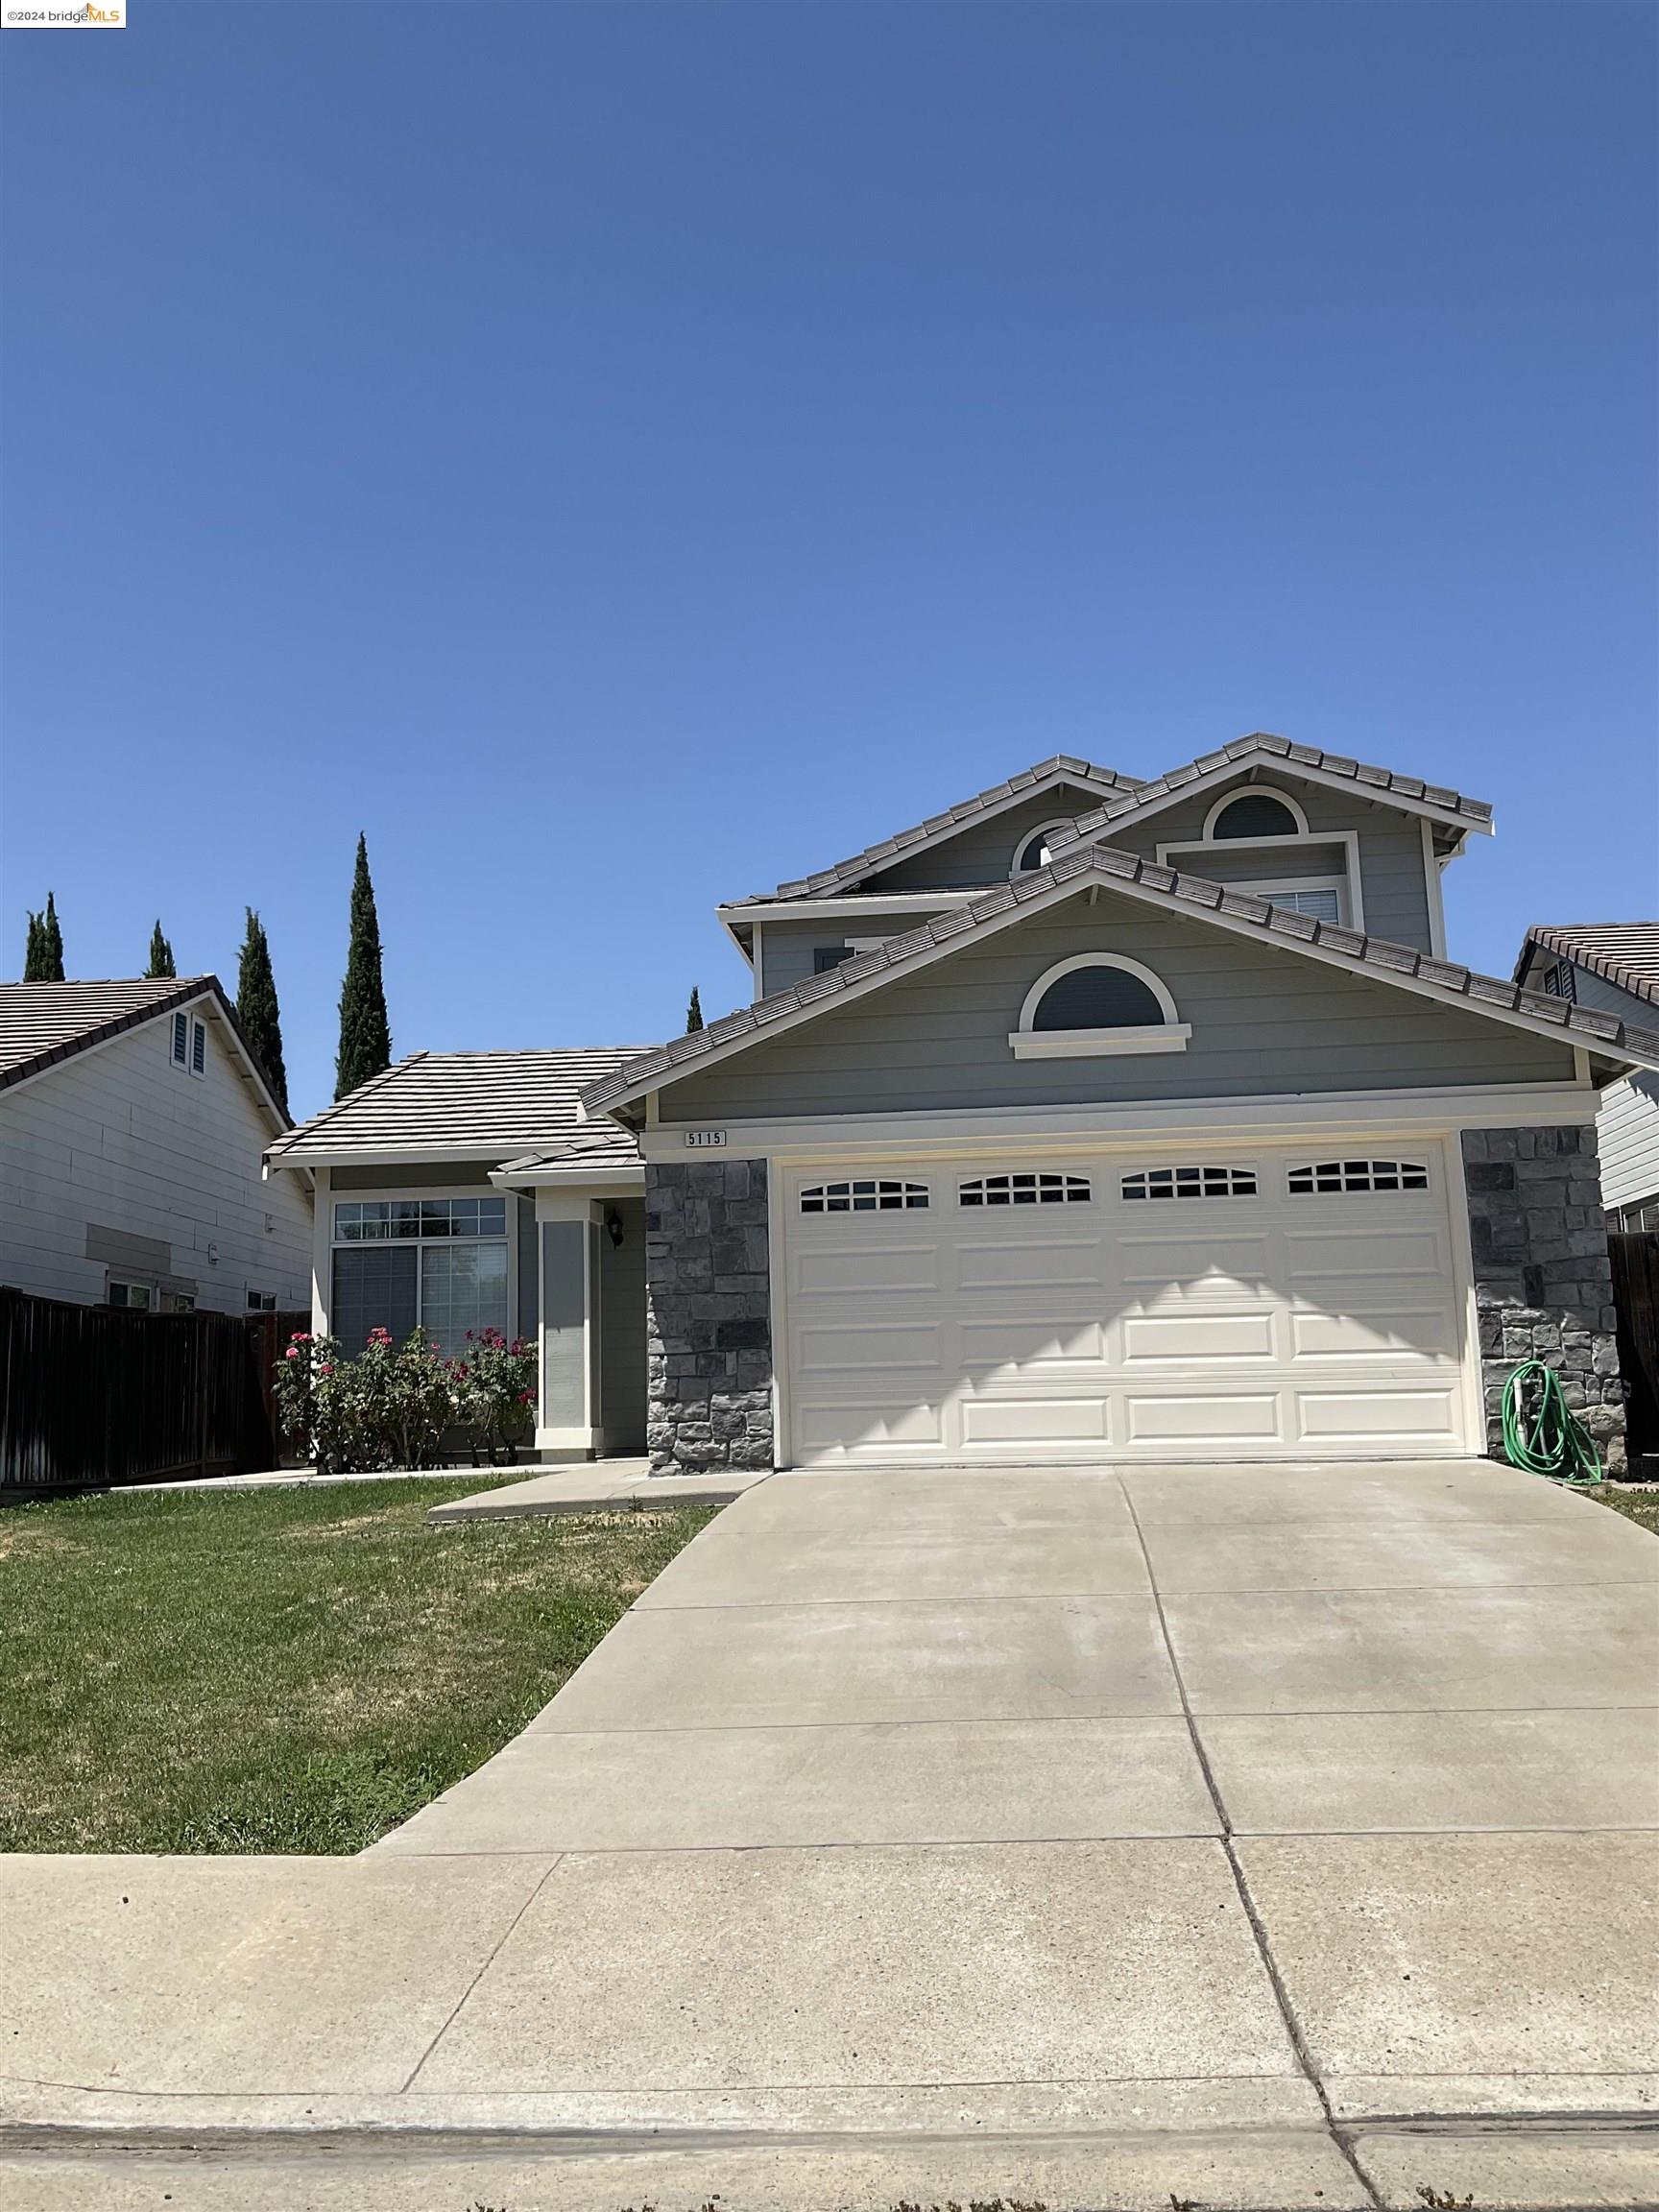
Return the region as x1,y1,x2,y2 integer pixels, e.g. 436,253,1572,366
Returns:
800,1179,929,1214
1287,1160,1430,1194
1010,954,1191,1060
1121,1166,1259,1201
959,1172,1091,1207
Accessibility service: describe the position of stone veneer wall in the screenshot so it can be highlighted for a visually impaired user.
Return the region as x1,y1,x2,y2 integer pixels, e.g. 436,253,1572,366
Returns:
1461,1125,1624,1469
644,1159,774,1474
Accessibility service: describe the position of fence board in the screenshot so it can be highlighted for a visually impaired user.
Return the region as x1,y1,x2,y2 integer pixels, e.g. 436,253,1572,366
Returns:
0,1288,282,1497
1609,1230,1659,1463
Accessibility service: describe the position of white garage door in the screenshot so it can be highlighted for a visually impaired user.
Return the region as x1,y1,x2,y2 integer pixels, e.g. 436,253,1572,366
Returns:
781,1143,1471,1464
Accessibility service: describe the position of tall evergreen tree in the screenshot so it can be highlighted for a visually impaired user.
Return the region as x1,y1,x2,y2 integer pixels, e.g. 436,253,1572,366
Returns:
23,894,64,981
335,834,391,1100
685,985,704,1034
146,921,177,979
236,908,289,1115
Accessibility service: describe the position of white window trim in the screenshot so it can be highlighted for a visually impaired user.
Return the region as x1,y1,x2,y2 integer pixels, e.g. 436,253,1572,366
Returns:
1202,784,1310,840
1009,952,1190,1060
1013,817,1086,874
1156,829,1367,933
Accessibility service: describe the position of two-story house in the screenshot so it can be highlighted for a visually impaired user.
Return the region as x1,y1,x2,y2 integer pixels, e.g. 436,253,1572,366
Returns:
1,977,312,1316
1514,925,1659,1233
267,733,1659,1472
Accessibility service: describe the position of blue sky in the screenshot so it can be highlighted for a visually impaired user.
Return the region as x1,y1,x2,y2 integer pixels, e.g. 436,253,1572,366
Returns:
3,0,1654,1119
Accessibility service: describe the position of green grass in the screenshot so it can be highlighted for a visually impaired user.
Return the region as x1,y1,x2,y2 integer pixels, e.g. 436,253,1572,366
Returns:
0,1479,715,1855
1593,1482,1659,1537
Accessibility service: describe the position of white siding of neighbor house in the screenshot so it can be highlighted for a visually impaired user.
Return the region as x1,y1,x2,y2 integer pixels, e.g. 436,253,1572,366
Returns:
0,1007,312,1312
1598,1074,1659,1212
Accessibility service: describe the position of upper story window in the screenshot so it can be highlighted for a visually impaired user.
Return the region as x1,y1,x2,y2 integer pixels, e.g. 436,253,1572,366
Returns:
813,946,854,975
1014,819,1079,873
1205,787,1310,841
1009,953,1190,1060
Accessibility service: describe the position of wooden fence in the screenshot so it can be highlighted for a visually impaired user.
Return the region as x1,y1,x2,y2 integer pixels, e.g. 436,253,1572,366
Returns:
0,1288,307,1498
1609,1231,1659,1469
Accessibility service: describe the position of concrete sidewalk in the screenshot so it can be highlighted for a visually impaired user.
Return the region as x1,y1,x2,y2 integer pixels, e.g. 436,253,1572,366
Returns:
3,1459,1656,2210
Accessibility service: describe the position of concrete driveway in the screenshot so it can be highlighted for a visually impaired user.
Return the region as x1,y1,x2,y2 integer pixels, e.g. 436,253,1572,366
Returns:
5,1457,1656,2210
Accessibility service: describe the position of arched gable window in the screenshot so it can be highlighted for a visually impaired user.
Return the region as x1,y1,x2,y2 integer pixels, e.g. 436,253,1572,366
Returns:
1009,954,1190,1061
1203,786,1309,841
1014,819,1079,874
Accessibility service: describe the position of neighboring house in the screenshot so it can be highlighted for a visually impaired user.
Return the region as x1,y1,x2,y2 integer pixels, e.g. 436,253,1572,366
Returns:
0,977,311,1315
269,733,1659,1472
1514,925,1659,1232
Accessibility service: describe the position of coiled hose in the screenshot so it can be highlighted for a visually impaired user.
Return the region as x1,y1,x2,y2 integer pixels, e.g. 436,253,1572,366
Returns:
1500,1358,1604,1485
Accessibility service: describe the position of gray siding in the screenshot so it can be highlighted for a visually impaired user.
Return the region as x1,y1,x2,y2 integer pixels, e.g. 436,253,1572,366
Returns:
1165,839,1349,891
331,1161,499,1191
516,1193,538,1343
1103,775,1436,951
1556,964,1655,1026
659,889,1575,1122
759,917,931,998
868,788,1110,893
599,1195,647,1449
540,1219,588,1426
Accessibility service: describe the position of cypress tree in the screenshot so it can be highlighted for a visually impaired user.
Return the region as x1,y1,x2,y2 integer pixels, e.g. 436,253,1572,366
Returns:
335,833,391,1100
40,893,64,979
146,921,177,979
685,985,704,1034
236,907,289,1114
23,894,64,981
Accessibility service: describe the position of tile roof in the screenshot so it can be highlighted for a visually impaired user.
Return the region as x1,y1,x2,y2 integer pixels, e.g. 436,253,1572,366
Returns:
1517,925,1659,1007
494,1124,645,1177
746,756,1143,904
1046,733,1494,856
580,842,1659,1117
0,977,289,1127
266,1047,652,1166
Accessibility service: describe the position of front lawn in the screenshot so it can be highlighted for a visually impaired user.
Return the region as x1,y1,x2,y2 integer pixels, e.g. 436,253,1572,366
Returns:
1593,1482,1659,1537
0,1479,714,1854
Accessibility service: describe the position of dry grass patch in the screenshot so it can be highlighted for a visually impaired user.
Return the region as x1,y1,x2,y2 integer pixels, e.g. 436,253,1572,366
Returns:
0,1478,714,1854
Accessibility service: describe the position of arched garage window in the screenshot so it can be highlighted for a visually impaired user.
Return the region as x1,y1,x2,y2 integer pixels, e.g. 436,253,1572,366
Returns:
1009,954,1190,1061
1204,787,1309,841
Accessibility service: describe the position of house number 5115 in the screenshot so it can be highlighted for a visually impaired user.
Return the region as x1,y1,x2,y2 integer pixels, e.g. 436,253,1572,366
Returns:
684,1129,727,1148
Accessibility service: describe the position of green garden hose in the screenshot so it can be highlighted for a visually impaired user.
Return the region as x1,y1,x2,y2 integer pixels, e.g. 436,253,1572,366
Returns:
1500,1358,1604,1485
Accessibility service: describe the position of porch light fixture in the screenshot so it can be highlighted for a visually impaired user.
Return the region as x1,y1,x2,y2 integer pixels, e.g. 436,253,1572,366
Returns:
605,1208,625,1249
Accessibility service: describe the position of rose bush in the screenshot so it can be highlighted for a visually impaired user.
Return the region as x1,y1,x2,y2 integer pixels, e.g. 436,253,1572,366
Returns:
449,1328,538,1464
275,1326,538,1471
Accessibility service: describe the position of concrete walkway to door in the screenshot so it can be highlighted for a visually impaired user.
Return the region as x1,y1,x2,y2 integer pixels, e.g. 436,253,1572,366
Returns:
5,1458,1657,2210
